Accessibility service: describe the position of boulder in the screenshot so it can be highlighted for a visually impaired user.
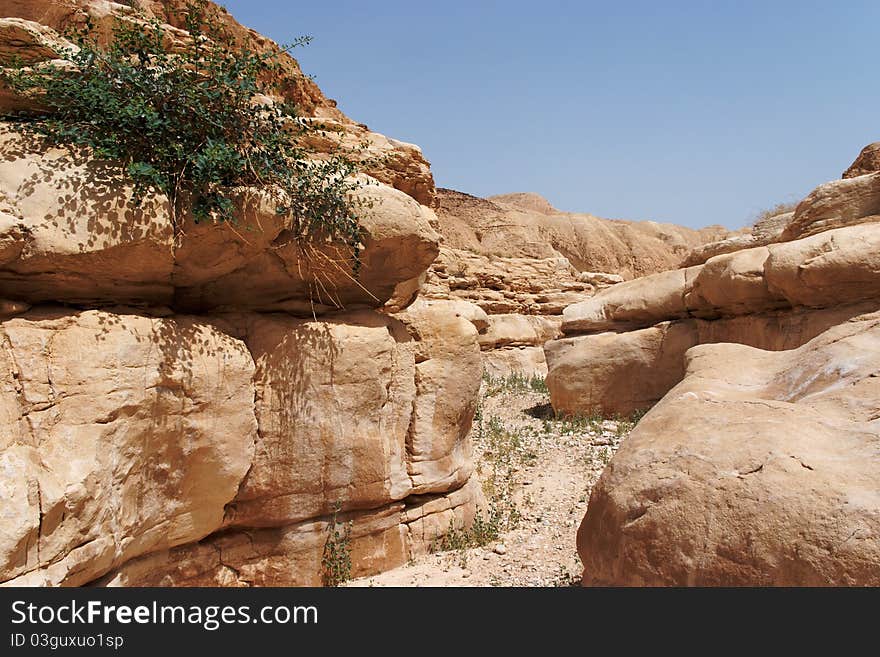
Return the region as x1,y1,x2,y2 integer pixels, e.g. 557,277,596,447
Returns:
0,126,440,313
780,172,880,241
547,301,878,417
0,309,256,586
843,142,880,179
578,312,880,586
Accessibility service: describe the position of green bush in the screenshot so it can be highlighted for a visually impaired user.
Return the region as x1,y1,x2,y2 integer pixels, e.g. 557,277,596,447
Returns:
3,0,364,265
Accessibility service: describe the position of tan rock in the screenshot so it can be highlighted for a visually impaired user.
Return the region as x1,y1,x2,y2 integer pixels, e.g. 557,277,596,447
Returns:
685,246,781,317
780,172,880,241
0,126,176,306
224,310,415,528
579,312,880,586
0,310,256,586
547,301,879,417
0,0,437,205
477,314,562,350
765,223,880,308
561,267,700,334
173,180,440,314
395,300,482,494
843,142,880,178
101,504,408,587
547,321,698,417
0,126,439,313
482,345,548,378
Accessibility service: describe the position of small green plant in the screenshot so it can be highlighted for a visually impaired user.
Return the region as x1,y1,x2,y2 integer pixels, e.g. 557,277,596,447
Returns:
3,0,366,268
483,372,549,396
321,503,352,587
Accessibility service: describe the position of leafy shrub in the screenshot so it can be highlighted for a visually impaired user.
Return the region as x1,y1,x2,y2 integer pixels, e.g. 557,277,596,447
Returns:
3,0,365,265
321,504,353,587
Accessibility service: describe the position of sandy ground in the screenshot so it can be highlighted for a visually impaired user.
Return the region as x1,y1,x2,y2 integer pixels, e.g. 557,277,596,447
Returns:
347,379,633,587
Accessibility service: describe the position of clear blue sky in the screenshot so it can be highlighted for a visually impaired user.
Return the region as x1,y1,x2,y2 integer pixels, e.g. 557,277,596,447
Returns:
222,0,878,229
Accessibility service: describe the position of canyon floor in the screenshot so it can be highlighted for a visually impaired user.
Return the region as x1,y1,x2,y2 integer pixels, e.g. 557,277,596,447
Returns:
347,376,636,587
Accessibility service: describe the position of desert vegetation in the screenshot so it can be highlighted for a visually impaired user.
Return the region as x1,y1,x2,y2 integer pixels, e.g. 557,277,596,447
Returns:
3,0,366,263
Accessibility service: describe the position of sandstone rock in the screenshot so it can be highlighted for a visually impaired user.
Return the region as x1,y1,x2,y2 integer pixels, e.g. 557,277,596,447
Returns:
547,321,697,417
579,312,880,585
561,267,700,334
477,314,562,350
105,475,485,585
577,271,624,286
0,126,176,306
547,301,878,417
102,504,408,587
685,246,780,317
843,142,880,178
172,180,440,314
0,126,439,313
0,310,256,586
482,346,548,378
681,233,761,268
0,1,436,205
563,223,880,336
394,300,482,495
224,310,415,528
765,223,880,308
780,172,880,241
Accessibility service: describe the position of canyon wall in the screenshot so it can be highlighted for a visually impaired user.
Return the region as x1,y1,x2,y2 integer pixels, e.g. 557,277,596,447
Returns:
0,0,482,587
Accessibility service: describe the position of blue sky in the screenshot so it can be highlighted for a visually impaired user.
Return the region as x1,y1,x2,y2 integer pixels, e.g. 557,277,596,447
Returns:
222,1,878,229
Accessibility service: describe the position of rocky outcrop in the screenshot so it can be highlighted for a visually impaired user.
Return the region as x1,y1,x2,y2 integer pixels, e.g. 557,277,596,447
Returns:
0,126,439,313
1,310,256,586
0,0,484,587
418,188,729,377
843,142,880,178
0,0,436,206
478,314,562,378
0,302,486,588
548,215,880,416
578,312,880,586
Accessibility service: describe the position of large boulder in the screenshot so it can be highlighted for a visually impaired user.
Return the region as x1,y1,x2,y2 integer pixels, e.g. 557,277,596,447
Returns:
578,312,880,586
223,310,416,528
0,310,256,586
547,302,877,417
780,172,880,241
0,125,439,313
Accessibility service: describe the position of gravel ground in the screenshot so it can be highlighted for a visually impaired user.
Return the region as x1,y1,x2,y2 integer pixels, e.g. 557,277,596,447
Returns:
347,377,635,587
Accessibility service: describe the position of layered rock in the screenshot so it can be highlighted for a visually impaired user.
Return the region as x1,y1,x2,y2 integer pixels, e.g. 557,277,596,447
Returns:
0,0,435,205
418,188,729,377
0,0,485,587
478,314,562,378
578,312,880,585
548,221,880,416
1,310,256,586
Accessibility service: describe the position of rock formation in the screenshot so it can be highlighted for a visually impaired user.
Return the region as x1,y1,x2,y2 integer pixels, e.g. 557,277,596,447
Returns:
420,188,730,377
560,144,880,585
547,157,880,417
0,0,483,587
579,313,880,585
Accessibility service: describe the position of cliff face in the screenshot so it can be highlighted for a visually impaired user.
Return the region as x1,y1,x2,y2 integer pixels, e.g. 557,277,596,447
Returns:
0,0,483,587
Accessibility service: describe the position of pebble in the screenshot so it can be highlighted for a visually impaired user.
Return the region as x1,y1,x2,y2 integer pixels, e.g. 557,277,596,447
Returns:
493,544,507,555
